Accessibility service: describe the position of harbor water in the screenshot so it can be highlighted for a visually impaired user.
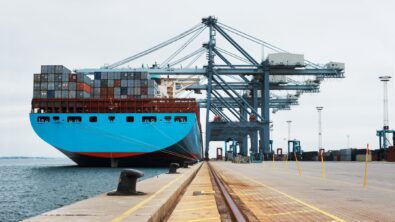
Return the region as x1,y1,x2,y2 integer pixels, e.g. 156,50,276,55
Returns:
0,157,167,222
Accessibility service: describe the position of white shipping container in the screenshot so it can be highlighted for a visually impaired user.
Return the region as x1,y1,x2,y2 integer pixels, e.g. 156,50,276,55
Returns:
326,62,345,70
267,53,304,66
269,75,287,83
356,154,371,162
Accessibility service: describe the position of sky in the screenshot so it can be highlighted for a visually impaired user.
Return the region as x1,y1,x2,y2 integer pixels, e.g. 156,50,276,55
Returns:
1,0,394,157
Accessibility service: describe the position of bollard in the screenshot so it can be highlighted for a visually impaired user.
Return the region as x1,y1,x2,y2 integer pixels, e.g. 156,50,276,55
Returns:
182,161,189,168
169,163,180,174
107,169,144,196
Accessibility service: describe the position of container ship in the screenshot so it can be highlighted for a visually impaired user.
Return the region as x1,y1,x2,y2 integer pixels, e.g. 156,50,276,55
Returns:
30,65,203,167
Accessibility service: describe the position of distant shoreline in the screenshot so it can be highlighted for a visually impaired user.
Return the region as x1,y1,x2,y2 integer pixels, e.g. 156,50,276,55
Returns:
0,156,67,159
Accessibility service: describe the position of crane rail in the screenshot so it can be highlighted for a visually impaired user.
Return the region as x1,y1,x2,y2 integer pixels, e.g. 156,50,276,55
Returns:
208,162,247,222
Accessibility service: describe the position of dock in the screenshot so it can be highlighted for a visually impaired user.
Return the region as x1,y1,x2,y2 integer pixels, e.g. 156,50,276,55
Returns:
25,161,395,222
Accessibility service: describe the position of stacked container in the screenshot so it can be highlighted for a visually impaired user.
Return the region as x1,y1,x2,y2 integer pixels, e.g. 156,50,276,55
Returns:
34,65,76,99
34,66,158,99
92,71,158,99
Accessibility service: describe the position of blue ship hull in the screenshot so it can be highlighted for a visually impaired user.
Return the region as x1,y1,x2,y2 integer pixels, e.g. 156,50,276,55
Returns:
30,113,202,166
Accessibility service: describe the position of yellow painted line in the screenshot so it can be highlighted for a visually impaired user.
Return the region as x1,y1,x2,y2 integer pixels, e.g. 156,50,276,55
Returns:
237,173,346,222
264,209,315,216
179,199,216,204
279,167,395,194
173,205,217,213
110,174,185,222
183,216,220,222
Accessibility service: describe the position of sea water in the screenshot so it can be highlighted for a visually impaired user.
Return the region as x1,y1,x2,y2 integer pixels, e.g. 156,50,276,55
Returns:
0,157,166,222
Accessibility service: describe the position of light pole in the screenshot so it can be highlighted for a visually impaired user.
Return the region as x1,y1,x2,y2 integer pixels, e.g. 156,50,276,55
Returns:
379,76,391,149
316,106,324,151
379,76,391,130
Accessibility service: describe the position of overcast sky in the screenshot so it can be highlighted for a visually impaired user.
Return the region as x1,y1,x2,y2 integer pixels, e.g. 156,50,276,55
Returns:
1,0,394,157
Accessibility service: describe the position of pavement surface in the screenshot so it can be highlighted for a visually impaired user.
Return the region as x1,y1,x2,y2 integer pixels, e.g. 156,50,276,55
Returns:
167,162,221,222
211,161,395,222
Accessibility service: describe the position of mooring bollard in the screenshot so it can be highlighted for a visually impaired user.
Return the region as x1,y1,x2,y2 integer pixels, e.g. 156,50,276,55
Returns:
169,163,180,174
107,169,144,196
182,161,189,168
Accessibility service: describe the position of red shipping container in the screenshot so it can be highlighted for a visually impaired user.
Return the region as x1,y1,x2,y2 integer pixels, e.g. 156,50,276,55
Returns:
77,83,91,94
386,148,395,162
69,74,77,82
108,89,114,97
114,80,121,87
141,88,148,95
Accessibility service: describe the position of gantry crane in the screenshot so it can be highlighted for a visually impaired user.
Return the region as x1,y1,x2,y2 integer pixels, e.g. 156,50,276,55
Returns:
77,16,345,161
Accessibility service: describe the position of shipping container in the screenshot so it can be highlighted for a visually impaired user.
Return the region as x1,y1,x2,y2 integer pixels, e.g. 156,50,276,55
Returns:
326,62,345,70
55,74,62,82
127,80,134,87
34,74,41,82
55,82,62,90
94,80,101,88
134,72,141,80
127,73,134,80
267,53,304,66
33,91,40,98
69,74,77,82
141,72,148,79
121,80,127,87
114,72,121,79
114,87,121,96
114,79,121,87
121,87,128,95
47,90,55,98
48,74,55,82
101,80,108,87
94,72,101,80
102,72,108,80
68,91,76,99
40,91,47,98
108,80,114,87
41,74,48,81
61,91,68,98
141,80,148,87
48,82,55,90
61,82,69,90
40,82,48,90
127,88,133,96
108,72,114,80
135,80,141,87
34,83,40,90
121,72,128,80
69,82,76,91
356,153,371,161
62,73,69,82
55,91,62,98
77,74,84,82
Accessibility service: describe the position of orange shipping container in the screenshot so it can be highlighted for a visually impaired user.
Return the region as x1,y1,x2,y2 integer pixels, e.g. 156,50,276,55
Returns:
114,79,121,87
76,83,91,94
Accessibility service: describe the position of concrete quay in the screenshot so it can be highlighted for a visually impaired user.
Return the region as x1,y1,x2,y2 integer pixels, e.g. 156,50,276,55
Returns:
24,163,202,222
24,161,395,222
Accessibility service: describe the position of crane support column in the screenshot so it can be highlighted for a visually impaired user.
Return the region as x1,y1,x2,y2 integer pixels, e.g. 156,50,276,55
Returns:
241,104,248,156
204,17,216,159
260,68,270,159
251,79,259,157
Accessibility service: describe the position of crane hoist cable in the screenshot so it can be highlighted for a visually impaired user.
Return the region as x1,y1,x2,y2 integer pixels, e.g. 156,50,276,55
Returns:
217,22,323,69
107,23,204,69
160,26,206,68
